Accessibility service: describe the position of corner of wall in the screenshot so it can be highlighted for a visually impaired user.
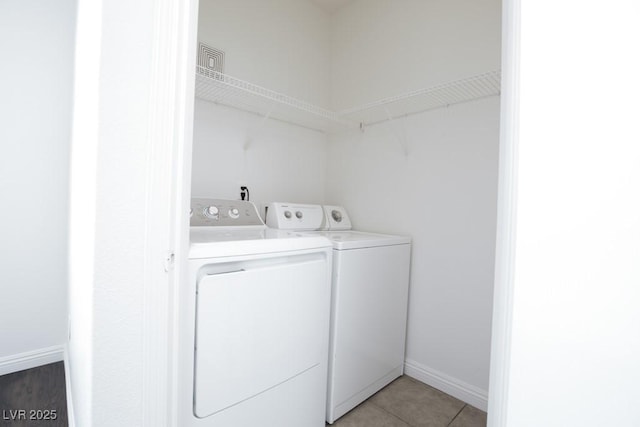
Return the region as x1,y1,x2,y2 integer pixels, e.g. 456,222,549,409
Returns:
404,359,488,411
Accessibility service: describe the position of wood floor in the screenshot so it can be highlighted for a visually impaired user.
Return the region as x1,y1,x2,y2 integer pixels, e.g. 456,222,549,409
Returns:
0,362,67,426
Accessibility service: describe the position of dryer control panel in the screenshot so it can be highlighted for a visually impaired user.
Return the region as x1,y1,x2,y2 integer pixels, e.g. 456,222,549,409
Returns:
190,198,264,227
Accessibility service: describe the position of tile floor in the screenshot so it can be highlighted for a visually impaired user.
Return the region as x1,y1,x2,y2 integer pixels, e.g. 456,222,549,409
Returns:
328,376,486,427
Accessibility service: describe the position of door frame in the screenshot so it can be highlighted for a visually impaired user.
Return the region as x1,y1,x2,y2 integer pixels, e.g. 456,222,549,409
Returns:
149,0,520,425
487,0,519,425
141,0,198,424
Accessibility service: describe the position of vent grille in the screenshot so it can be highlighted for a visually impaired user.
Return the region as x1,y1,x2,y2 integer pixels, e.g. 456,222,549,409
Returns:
197,43,225,77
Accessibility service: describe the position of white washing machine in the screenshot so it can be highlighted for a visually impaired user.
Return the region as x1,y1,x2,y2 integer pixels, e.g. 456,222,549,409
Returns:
266,203,411,424
179,198,333,427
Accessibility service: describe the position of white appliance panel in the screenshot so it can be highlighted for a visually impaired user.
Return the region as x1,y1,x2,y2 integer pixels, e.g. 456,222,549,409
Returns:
265,203,325,230
327,244,411,421
189,227,331,259
194,255,329,419
314,230,410,250
322,205,352,230
190,363,326,426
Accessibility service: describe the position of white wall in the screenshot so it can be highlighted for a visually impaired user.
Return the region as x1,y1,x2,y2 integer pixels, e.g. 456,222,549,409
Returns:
198,0,330,107
330,0,501,110
70,0,198,425
0,0,76,364
327,99,500,405
327,0,501,408
69,0,153,423
193,0,332,207
491,1,640,426
192,100,328,210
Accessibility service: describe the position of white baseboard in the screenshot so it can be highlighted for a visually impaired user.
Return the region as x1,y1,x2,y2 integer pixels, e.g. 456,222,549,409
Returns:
404,359,488,411
0,345,65,376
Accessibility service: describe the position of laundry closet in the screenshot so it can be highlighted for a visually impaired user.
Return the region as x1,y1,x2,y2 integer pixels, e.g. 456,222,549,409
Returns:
190,0,500,418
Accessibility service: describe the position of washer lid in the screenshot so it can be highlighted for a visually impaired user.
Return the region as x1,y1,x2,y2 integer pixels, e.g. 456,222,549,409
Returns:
189,227,331,259
310,230,411,250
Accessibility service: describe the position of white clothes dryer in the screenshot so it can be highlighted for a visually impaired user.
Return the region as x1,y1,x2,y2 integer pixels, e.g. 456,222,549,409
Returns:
179,198,333,427
266,203,411,424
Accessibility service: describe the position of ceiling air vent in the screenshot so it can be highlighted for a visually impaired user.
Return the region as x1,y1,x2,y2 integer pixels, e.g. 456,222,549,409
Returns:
197,43,225,78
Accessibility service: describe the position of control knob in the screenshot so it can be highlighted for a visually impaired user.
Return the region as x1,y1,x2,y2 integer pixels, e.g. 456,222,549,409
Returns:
204,205,219,219
284,210,292,219
331,210,342,222
229,208,240,219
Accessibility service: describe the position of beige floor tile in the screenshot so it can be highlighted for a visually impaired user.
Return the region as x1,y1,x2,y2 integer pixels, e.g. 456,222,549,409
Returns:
448,405,487,427
328,401,410,427
368,376,465,427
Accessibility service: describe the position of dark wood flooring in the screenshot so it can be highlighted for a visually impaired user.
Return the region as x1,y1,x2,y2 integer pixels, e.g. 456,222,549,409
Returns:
0,362,68,426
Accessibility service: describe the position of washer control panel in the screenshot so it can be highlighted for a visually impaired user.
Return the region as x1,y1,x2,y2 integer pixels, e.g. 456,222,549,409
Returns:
322,205,351,230
265,203,325,230
190,198,264,227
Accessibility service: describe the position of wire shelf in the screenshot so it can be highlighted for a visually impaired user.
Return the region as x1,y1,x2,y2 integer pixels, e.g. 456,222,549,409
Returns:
195,66,357,133
194,67,501,133
339,70,502,126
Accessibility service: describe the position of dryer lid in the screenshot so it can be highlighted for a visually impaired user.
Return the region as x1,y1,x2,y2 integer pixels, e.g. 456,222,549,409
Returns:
189,227,331,259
